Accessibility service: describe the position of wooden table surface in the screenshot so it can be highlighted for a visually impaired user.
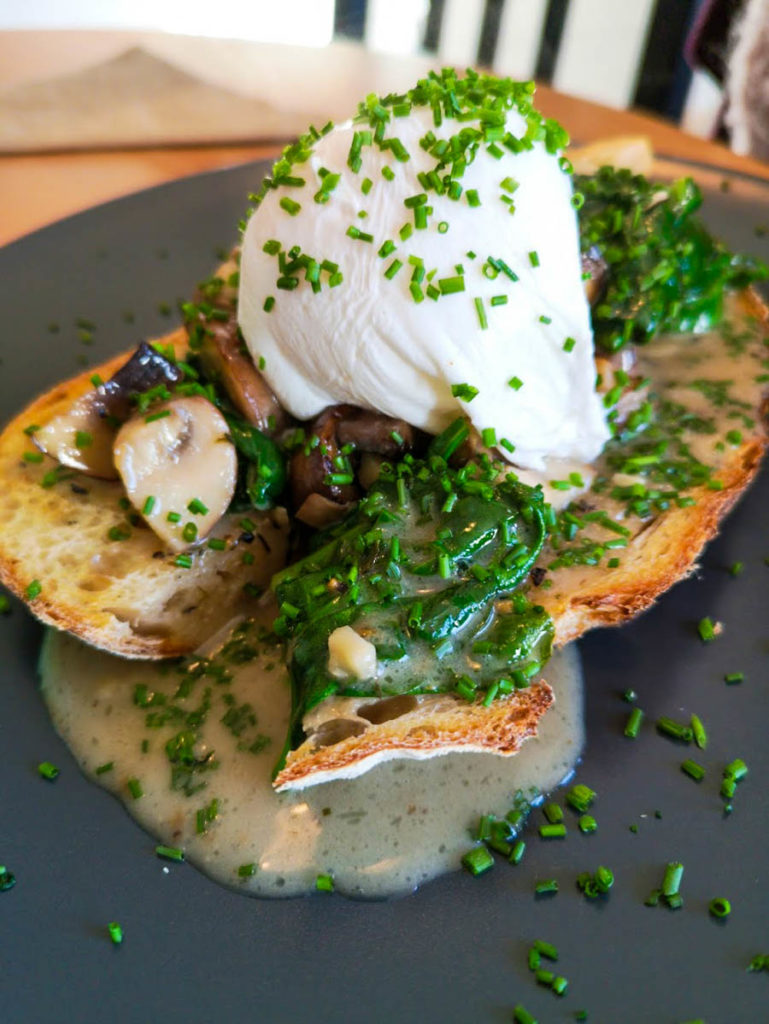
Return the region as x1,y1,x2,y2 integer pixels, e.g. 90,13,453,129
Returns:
2,31,768,248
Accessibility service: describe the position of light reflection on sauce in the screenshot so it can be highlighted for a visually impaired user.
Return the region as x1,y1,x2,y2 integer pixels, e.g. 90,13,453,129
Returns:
40,630,583,898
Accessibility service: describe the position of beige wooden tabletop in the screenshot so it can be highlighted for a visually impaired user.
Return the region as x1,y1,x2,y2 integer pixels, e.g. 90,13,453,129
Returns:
2,30,768,248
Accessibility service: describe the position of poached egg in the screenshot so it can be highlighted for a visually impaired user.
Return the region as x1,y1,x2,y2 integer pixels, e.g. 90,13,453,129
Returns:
238,73,609,471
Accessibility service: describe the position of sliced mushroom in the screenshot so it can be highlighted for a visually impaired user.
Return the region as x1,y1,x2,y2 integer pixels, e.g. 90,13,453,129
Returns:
197,315,287,435
33,396,120,479
100,341,184,422
295,493,354,528
336,409,414,457
289,407,359,511
33,342,183,479
113,395,237,552
289,405,414,514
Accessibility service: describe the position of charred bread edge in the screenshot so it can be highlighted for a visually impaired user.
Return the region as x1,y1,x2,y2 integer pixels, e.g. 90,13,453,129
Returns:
0,329,196,658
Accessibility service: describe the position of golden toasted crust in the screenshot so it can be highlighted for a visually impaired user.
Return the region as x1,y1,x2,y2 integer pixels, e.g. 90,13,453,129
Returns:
274,682,554,789
273,288,769,788
542,289,769,645
0,329,287,657
1,291,767,788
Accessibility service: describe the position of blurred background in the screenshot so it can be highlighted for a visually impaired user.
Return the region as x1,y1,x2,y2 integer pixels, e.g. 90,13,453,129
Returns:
0,0,763,149
1,0,767,244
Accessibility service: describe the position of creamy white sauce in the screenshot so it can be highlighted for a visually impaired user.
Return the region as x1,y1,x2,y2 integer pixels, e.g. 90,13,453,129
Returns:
40,631,583,899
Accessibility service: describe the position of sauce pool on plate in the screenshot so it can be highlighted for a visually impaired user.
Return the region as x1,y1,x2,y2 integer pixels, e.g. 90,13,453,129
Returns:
40,628,583,898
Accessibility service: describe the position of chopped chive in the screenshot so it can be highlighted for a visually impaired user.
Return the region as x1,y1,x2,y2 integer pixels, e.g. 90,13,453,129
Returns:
451,383,478,402
624,707,644,738
539,823,566,839
724,757,748,781
662,861,684,897
126,778,143,800
709,897,731,918
1,866,18,892
528,250,540,268
187,497,209,516
507,376,523,391
95,762,114,775
690,714,707,750
384,259,403,279
142,495,156,516
155,844,184,862
490,294,508,306
724,672,744,685
182,522,198,544
437,221,449,233
474,297,488,329
461,846,494,876
466,189,481,207
438,275,465,295
697,617,717,642
563,336,576,352
509,839,525,864
145,410,171,424
681,759,705,782
535,878,559,894
513,1005,537,1024
543,802,563,824
237,862,257,878
378,239,396,258
481,427,496,447
174,554,192,569
279,197,301,216
552,976,568,997
207,537,226,551
25,579,42,601
656,716,693,743
107,921,123,945
578,814,597,834
166,511,182,523
37,761,59,781
533,940,559,960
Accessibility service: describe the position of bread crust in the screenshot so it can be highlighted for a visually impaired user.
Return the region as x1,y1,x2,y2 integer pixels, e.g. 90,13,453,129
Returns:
275,682,554,789
274,288,769,788
0,328,287,657
1,292,766,787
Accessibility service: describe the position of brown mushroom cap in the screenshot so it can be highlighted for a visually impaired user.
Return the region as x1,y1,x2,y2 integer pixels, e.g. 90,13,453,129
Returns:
197,315,288,436
32,342,184,479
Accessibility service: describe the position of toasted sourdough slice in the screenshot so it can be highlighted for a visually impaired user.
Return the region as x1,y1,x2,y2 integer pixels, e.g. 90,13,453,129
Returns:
0,293,767,788
274,289,769,788
0,327,288,658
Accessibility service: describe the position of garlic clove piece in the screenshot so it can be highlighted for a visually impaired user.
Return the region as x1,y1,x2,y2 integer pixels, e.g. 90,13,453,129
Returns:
113,396,237,552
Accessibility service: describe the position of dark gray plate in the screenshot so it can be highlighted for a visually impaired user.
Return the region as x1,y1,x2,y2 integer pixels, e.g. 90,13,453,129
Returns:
1,160,768,1024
